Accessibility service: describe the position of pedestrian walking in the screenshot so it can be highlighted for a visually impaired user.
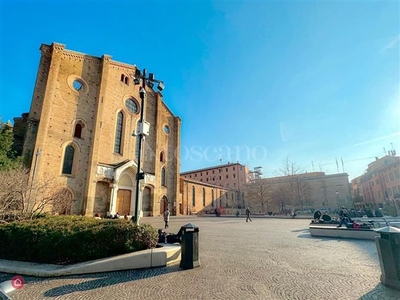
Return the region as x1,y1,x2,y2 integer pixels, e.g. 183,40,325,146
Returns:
246,207,252,222
163,208,170,229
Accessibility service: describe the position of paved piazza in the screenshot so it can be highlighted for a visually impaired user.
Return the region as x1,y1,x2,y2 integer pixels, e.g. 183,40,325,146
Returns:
1,216,400,300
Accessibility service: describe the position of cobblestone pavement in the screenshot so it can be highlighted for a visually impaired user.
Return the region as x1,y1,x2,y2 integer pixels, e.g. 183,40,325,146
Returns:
1,216,400,300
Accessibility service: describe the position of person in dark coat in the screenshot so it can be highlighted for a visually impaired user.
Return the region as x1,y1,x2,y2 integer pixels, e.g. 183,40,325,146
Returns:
313,210,322,220
246,207,252,222
163,208,170,229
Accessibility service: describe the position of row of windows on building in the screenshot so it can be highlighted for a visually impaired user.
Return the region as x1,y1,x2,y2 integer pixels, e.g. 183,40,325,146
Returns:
364,185,400,202
362,168,400,183
67,111,140,158
185,174,238,180
367,171,400,187
69,80,171,156
120,74,129,85
71,74,137,94
189,186,237,207
70,114,168,163
199,178,237,187
114,110,170,155
385,186,400,198
61,144,167,187
185,166,242,177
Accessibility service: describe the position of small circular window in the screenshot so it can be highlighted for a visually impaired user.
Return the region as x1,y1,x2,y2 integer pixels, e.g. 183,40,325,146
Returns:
67,75,88,94
126,98,139,114
72,80,83,91
163,125,170,134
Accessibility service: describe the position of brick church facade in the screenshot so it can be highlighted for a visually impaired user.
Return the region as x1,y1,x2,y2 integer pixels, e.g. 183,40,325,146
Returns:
22,42,181,218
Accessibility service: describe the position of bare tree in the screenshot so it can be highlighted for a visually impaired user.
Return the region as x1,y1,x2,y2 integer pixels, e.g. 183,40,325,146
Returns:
278,156,302,202
0,167,74,221
272,156,312,211
244,180,270,213
293,177,312,211
0,166,28,218
270,186,292,213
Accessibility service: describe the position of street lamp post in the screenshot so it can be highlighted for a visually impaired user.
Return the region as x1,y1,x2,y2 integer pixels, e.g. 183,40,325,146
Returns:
132,68,164,225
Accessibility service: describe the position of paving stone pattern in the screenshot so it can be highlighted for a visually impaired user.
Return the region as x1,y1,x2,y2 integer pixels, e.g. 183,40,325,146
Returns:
1,216,400,300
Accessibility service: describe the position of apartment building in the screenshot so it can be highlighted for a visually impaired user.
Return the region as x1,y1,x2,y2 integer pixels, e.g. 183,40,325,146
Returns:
359,155,400,207
181,162,249,190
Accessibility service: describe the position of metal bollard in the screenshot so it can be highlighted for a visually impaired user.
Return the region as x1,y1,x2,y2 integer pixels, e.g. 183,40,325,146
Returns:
375,226,400,290
179,223,200,269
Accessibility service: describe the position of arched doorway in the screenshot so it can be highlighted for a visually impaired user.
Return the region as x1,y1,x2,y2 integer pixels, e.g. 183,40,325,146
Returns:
160,196,168,215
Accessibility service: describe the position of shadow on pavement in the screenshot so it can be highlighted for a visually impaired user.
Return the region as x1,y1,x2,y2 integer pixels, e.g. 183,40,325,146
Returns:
360,283,400,299
291,228,309,233
296,233,314,239
42,265,182,297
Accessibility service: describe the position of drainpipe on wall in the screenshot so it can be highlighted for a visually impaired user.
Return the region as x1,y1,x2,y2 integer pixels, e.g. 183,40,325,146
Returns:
27,148,41,212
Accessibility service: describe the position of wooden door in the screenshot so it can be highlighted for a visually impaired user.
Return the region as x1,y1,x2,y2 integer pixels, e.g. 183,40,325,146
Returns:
117,189,131,215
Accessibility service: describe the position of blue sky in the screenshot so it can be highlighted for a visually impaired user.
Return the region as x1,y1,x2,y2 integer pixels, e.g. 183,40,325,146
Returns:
0,0,399,180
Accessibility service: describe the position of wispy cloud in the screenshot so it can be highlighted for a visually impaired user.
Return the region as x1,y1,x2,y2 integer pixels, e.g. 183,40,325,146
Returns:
380,34,400,52
350,132,400,148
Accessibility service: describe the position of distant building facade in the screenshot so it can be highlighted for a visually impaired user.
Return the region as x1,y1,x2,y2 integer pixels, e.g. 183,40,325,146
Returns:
357,155,400,208
179,178,239,215
180,162,248,214
350,175,364,209
22,42,181,217
243,172,351,213
181,162,249,190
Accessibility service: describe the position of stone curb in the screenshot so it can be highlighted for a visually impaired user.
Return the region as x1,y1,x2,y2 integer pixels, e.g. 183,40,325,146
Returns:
0,244,181,277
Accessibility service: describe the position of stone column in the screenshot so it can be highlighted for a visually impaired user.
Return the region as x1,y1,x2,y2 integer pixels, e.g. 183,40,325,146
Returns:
108,183,118,216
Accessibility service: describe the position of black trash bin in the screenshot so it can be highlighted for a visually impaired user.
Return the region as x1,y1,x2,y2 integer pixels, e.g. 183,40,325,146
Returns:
375,226,400,290
180,223,200,269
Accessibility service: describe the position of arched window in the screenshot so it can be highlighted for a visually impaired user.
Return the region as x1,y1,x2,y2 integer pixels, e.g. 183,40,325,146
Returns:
74,123,82,138
124,76,129,85
120,74,125,82
62,145,75,175
211,190,214,207
114,112,123,154
192,186,196,206
202,188,206,207
161,167,166,186
160,151,165,162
